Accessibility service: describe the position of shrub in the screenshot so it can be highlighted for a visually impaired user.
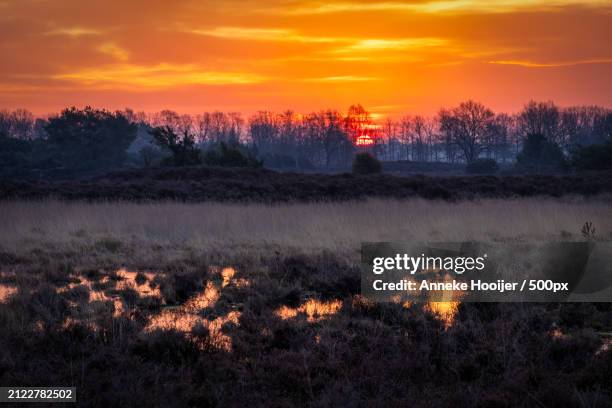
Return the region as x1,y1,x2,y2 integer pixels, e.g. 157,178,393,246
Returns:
150,126,201,166
261,153,316,170
516,133,566,169
571,141,612,170
352,153,381,175
466,158,499,174
44,107,137,171
202,142,262,168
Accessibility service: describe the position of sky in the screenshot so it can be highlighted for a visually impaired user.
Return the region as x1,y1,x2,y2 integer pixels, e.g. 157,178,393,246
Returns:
0,0,611,118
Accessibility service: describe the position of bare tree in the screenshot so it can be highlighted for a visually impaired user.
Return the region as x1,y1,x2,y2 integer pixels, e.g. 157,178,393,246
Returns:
439,101,494,163
517,101,560,143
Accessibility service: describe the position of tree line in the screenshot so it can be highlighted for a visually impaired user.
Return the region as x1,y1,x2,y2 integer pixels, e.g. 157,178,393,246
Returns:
0,101,611,179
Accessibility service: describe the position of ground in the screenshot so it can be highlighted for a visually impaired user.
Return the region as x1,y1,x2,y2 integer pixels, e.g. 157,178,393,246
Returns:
1,197,611,406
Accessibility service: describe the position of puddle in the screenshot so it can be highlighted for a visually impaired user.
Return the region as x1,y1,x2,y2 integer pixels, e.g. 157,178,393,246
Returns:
115,268,160,298
143,265,245,351
183,281,220,312
0,284,17,304
426,301,459,328
275,299,343,323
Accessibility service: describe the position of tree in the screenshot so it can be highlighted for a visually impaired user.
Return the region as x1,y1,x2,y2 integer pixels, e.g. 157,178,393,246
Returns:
516,133,566,169
485,113,513,162
439,101,494,163
0,109,36,140
202,142,262,168
44,106,137,172
249,111,279,155
0,130,32,169
517,101,560,144
571,141,612,170
149,126,201,166
352,152,381,174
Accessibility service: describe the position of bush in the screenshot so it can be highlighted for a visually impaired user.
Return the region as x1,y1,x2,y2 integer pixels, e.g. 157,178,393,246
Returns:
150,126,201,166
352,153,381,175
466,158,499,174
516,133,566,169
571,141,612,170
45,107,137,171
261,153,316,170
202,143,262,168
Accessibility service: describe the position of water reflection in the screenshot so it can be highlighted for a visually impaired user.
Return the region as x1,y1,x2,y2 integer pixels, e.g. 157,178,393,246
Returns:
115,268,160,298
61,274,123,317
144,265,246,351
275,299,343,323
183,282,220,312
426,301,459,328
0,284,17,304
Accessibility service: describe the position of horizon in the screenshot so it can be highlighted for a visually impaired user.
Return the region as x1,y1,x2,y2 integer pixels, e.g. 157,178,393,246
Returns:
1,0,611,116
4,99,612,123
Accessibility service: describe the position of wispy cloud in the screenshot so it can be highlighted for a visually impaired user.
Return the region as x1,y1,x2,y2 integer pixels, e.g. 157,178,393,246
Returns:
52,63,266,89
188,26,340,43
43,27,103,38
333,38,448,53
275,0,612,15
97,43,129,61
189,26,447,55
303,75,381,82
489,58,612,67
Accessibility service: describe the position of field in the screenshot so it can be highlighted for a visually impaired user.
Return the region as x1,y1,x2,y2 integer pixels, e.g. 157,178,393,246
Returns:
1,197,612,406
2,166,612,202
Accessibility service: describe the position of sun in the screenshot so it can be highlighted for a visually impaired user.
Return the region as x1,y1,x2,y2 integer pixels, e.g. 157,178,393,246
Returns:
355,134,375,146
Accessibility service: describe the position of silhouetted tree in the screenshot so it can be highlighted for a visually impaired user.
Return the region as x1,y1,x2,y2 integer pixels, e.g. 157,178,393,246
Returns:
352,152,381,174
439,101,494,163
44,106,137,172
149,126,201,166
516,133,566,169
518,101,561,145
571,141,612,170
0,130,32,170
202,142,262,168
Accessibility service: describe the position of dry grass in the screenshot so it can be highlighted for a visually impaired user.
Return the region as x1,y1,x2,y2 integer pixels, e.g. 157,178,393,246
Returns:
1,197,610,256
1,198,611,406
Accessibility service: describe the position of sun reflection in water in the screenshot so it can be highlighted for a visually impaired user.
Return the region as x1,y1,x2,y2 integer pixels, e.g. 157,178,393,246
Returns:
144,266,245,351
275,299,343,323
426,301,459,328
0,284,17,304
221,267,235,287
183,282,220,312
115,268,160,298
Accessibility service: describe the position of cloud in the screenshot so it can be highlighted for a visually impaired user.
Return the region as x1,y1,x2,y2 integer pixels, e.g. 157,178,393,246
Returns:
303,75,381,82
187,26,341,43
97,43,129,61
489,58,612,67
189,26,448,55
52,63,266,89
333,38,448,53
43,27,103,38
275,0,612,15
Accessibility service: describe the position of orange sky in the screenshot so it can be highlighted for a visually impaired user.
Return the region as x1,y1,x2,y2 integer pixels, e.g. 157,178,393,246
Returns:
0,0,611,117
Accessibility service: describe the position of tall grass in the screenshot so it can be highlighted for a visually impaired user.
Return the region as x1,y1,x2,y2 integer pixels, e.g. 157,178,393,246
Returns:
1,198,610,254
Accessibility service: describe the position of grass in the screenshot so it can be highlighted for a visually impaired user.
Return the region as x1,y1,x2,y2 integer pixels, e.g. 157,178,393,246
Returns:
1,197,611,407
3,166,612,202
1,197,611,255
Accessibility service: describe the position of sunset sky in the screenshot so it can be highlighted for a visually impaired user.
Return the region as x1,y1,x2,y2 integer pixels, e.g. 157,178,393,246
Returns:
1,0,611,117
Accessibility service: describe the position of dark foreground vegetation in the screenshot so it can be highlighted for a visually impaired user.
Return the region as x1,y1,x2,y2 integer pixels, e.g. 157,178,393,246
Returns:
1,166,612,202
0,247,611,407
